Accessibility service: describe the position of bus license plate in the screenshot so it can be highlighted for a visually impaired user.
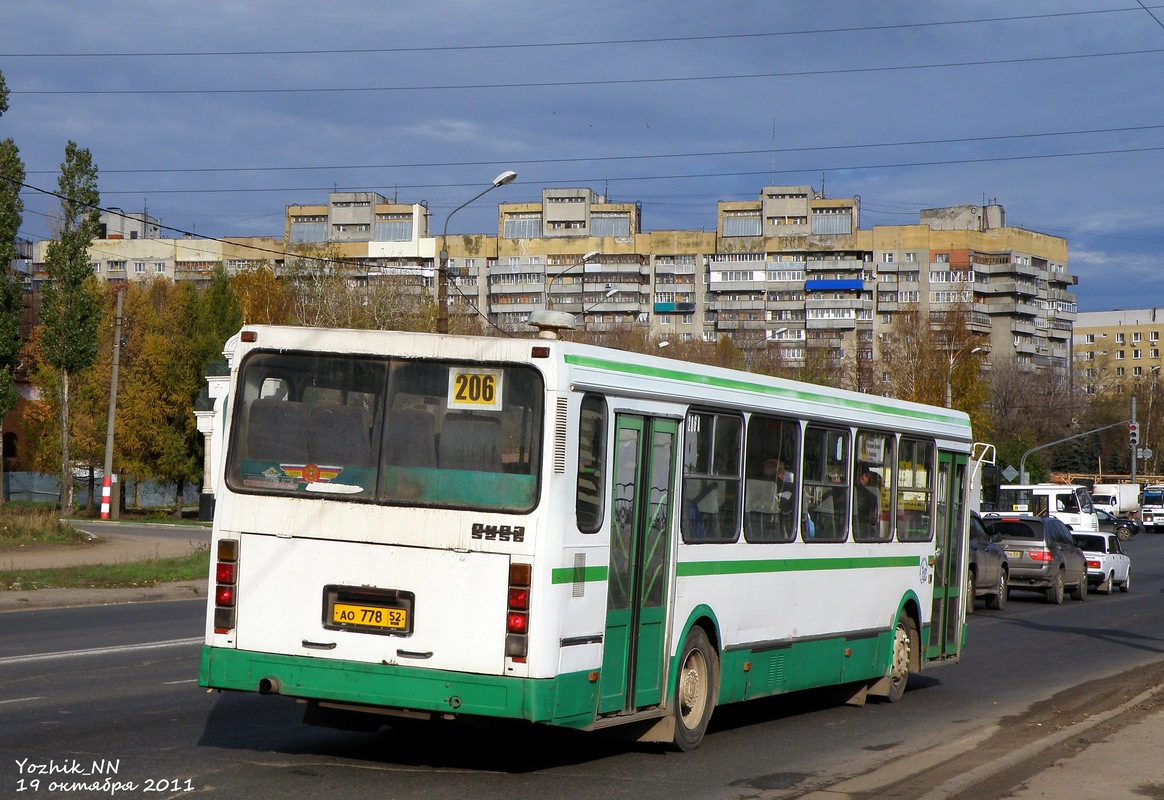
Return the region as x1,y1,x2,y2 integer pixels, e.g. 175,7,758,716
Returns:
331,602,408,631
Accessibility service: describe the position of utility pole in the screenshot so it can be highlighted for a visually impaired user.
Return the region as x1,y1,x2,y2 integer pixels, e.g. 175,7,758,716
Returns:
1131,395,1138,486
100,290,124,520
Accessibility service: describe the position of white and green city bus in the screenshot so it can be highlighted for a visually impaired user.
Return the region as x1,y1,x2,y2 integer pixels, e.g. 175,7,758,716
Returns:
198,324,979,750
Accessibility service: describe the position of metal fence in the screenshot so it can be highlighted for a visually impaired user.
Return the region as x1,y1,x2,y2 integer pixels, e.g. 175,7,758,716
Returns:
3,472,200,510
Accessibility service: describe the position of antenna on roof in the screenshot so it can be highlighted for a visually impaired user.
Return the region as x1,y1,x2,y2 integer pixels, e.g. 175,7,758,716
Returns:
771,120,777,183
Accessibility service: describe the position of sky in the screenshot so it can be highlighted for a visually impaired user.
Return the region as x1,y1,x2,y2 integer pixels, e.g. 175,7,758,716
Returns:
3,0,1164,312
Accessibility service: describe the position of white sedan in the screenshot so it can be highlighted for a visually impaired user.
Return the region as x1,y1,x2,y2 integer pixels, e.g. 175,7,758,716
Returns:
1072,532,1131,594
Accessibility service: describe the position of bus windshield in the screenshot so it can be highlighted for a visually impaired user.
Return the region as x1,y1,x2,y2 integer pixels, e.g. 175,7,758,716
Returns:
225,351,544,512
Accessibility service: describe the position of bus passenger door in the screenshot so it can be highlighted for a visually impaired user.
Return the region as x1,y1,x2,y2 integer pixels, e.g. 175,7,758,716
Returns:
929,451,968,661
599,415,678,714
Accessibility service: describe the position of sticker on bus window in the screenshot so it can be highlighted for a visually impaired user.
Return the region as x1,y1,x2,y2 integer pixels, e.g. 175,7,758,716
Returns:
448,368,503,411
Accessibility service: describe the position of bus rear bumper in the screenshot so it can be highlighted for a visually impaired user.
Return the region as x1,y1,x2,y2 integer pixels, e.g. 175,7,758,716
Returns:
198,646,597,728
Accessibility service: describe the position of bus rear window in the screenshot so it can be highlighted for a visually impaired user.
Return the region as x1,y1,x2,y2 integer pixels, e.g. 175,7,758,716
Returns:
226,352,544,512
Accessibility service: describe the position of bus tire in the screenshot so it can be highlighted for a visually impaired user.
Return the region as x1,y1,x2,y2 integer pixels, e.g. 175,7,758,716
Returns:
885,614,917,703
672,625,718,751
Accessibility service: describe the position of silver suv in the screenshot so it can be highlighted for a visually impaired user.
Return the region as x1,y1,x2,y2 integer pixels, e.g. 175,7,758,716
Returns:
981,515,1088,604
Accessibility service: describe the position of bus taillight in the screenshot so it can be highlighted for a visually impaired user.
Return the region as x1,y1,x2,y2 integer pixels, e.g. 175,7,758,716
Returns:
214,538,239,634
506,562,531,661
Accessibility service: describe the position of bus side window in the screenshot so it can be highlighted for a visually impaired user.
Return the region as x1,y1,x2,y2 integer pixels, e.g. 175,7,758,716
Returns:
576,395,606,533
802,425,850,542
681,411,741,543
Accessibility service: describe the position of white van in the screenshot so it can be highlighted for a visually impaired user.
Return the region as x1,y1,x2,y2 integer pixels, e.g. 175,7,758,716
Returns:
989,483,1099,532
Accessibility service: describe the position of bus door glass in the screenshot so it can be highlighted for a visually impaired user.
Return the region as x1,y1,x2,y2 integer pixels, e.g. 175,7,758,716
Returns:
929,451,968,660
599,415,678,714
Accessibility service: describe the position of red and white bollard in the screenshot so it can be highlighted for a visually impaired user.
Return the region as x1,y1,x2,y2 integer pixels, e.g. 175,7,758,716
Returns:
100,475,112,520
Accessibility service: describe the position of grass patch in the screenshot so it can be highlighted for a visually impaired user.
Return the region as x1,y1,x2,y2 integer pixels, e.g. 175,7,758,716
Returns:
0,505,90,547
0,549,210,591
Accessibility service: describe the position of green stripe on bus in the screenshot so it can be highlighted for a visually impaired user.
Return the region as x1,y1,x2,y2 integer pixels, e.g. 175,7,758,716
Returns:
676,555,920,577
551,565,609,584
552,555,919,583
564,353,968,428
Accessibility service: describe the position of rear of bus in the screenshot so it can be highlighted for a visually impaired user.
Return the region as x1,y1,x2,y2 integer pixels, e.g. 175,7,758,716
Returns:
198,327,559,729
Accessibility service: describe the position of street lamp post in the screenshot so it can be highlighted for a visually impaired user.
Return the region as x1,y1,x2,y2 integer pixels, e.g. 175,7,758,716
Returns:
946,346,983,409
546,250,599,311
437,170,517,334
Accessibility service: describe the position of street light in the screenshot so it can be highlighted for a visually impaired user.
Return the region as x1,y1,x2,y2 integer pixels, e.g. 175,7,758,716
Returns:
546,250,600,310
527,251,601,339
437,170,517,334
945,345,983,409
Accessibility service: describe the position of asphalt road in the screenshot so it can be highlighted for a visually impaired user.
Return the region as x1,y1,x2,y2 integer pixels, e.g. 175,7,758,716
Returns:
1,534,1162,799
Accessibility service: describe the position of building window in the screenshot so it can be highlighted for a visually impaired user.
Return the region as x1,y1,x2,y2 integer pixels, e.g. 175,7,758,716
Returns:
590,213,631,237
1134,332,1142,343
1117,333,1126,344
503,213,542,239
1134,350,1142,359
723,212,761,237
810,209,852,235
155,263,166,274
374,214,414,242
882,253,895,263
905,252,917,263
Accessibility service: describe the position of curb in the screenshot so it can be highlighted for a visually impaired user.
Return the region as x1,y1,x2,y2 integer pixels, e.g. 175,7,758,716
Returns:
0,580,208,612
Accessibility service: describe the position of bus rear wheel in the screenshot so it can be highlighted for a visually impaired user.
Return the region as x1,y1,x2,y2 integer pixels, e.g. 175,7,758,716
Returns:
672,626,718,751
885,614,917,703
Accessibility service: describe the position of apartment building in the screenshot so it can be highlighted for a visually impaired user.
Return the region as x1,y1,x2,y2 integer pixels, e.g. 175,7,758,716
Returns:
27,185,1077,386
1074,308,1164,394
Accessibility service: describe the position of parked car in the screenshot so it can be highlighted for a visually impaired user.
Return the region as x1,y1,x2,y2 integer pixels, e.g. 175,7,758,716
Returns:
1096,508,1140,541
967,510,1008,612
1072,531,1131,594
981,514,1088,604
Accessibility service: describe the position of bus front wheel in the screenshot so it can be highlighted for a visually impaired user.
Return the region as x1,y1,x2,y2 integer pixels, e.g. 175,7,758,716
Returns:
672,625,718,751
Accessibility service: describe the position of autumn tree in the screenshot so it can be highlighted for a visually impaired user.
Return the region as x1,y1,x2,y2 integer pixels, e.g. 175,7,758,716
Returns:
232,262,292,324
39,141,102,514
117,279,202,515
191,266,242,369
879,295,987,417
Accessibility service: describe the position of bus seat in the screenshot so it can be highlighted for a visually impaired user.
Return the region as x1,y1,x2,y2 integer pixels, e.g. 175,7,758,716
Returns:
439,414,502,472
247,399,309,463
385,408,437,468
308,404,373,466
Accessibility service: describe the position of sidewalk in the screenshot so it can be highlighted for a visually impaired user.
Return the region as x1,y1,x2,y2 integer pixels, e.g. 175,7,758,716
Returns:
0,524,208,612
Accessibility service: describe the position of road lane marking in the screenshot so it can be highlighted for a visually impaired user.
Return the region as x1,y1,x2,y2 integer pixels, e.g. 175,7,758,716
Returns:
0,637,203,666
0,696,46,705
163,679,200,685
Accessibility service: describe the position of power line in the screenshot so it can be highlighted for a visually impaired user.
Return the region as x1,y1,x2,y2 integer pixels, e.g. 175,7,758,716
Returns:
23,122,1164,177
36,142,1164,200
13,47,1164,96
0,8,1148,59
